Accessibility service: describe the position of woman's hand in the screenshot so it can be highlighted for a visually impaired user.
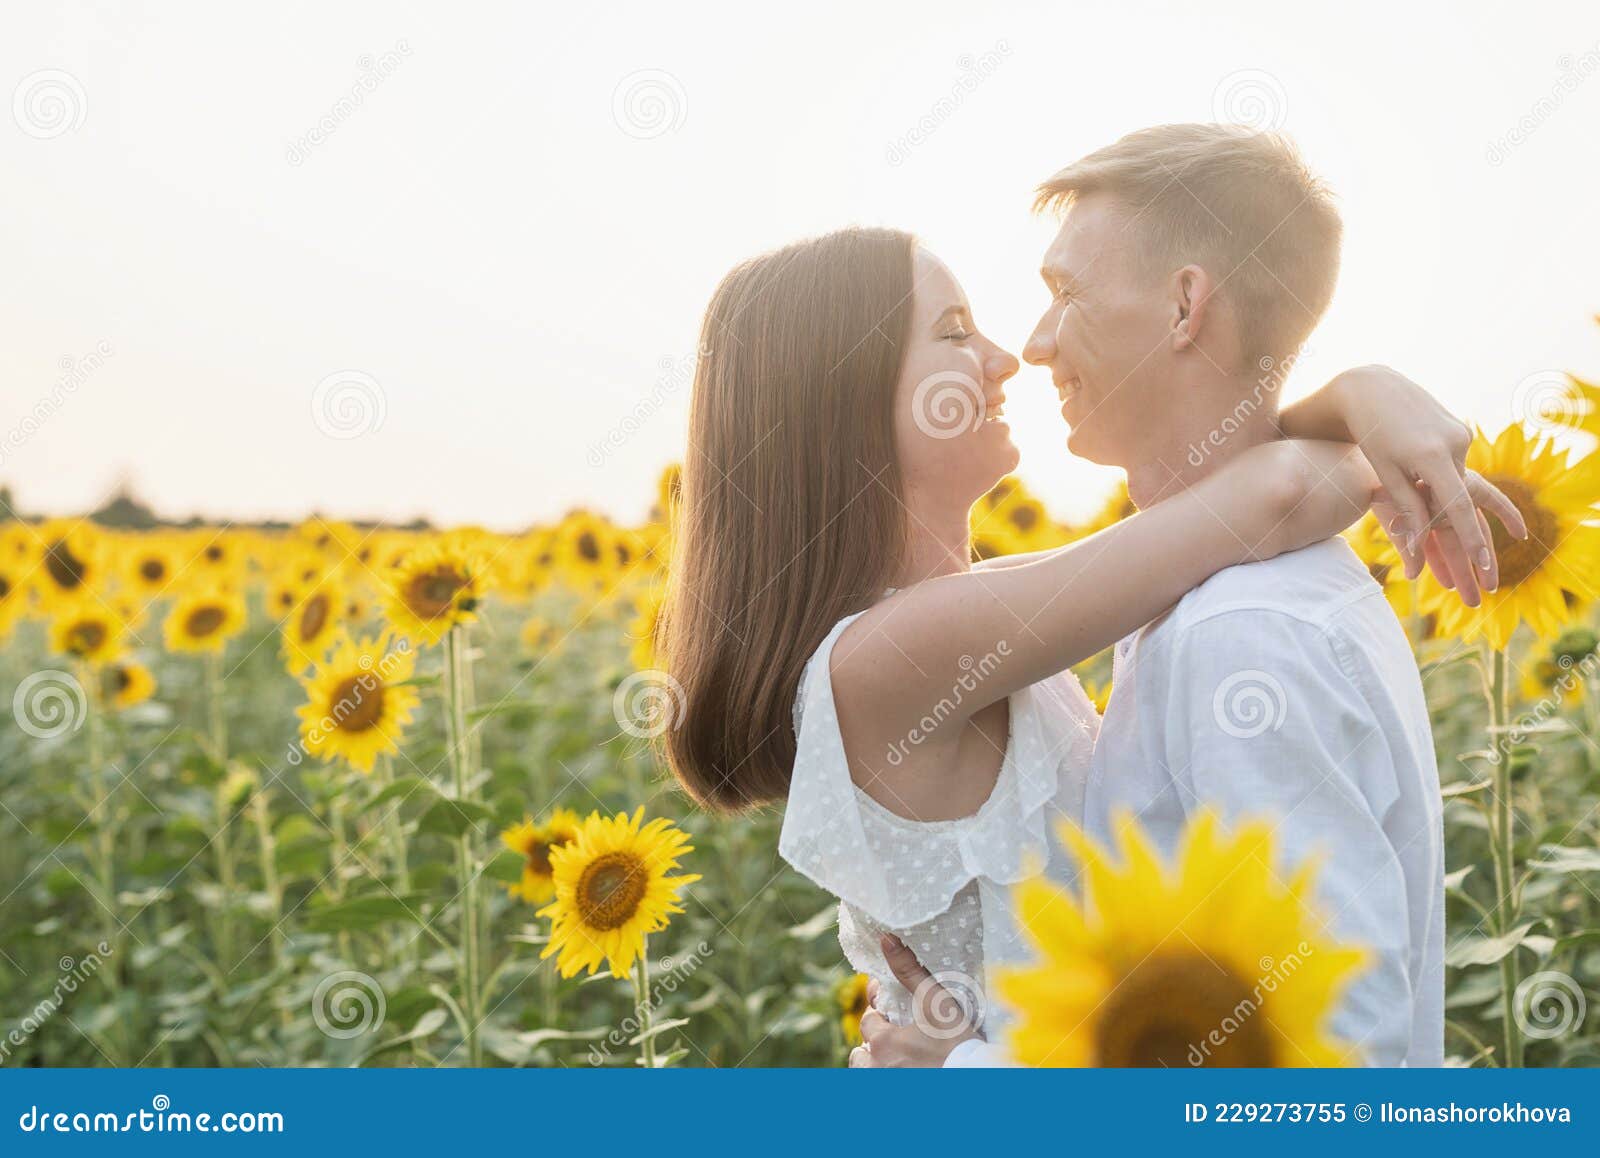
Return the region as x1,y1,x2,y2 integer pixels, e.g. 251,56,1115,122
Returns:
1279,365,1528,604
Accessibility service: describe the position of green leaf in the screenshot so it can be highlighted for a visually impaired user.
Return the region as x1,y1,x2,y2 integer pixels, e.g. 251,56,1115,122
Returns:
786,904,838,941
1446,921,1542,968
484,848,525,884
628,1017,691,1046
368,775,429,809
416,797,494,839
304,893,429,932
1528,846,1600,874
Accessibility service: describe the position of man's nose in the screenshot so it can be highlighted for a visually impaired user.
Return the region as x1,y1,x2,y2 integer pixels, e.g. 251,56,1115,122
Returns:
1023,312,1056,366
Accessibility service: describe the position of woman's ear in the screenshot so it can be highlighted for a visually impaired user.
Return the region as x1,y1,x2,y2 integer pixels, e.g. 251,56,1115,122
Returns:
1169,264,1216,353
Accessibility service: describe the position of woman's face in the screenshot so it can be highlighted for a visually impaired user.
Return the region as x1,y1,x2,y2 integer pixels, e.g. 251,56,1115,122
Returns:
892,248,1021,513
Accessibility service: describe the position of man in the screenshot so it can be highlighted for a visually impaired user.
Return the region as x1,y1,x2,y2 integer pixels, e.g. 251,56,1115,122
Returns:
856,124,1484,1068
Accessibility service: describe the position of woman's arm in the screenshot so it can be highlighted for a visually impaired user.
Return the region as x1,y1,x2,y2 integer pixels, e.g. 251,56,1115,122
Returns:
1280,365,1526,599
832,439,1374,738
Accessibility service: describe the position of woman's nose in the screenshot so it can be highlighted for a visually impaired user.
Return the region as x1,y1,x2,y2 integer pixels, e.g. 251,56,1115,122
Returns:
987,346,1020,384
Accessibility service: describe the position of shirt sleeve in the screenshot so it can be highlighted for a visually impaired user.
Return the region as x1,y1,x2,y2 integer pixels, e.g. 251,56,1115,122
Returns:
943,1037,1017,1068
1161,609,1415,1066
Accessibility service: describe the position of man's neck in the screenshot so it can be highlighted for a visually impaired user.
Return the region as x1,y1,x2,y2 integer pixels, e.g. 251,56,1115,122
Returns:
1124,388,1280,509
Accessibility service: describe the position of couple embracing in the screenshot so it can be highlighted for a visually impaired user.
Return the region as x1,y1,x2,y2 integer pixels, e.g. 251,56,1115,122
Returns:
658,124,1526,1067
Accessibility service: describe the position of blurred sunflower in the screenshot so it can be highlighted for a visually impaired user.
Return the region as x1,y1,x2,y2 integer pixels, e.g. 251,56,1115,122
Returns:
1079,480,1137,537
163,588,248,654
122,534,180,599
1082,678,1112,715
384,539,486,645
520,615,559,655
102,659,156,710
997,811,1367,1068
628,586,664,672
280,581,341,672
0,562,26,639
538,807,701,979
33,520,106,609
184,530,246,590
501,807,582,905
1416,425,1600,650
1343,512,1415,618
836,973,870,1046
556,511,616,594
49,602,126,666
649,462,683,524
1519,625,1598,706
295,630,419,773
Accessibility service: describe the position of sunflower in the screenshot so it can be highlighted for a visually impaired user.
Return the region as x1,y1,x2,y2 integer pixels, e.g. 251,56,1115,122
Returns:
32,519,107,609
48,602,126,666
280,581,341,672
1343,511,1415,618
183,529,246,590
501,807,582,905
1082,678,1112,715
555,511,616,594
383,539,486,645
163,588,248,654
628,585,664,672
996,811,1367,1068
538,807,701,979
520,615,560,655
649,462,683,524
1519,625,1598,706
1078,479,1137,537
1416,425,1600,650
102,659,156,710
0,561,27,639
122,533,180,598
295,630,420,773
836,973,870,1046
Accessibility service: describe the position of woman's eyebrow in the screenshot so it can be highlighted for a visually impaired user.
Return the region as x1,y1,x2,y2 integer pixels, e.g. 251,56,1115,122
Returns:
932,303,969,324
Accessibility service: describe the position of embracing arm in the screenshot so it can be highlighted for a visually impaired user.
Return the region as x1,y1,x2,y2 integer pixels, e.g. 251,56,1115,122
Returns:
833,439,1375,735
1281,365,1525,601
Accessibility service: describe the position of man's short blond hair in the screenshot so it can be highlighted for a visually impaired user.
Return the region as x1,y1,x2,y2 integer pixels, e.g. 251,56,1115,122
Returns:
1036,123,1341,368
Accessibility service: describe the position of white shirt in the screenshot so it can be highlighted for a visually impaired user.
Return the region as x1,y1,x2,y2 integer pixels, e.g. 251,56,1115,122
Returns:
948,538,1444,1067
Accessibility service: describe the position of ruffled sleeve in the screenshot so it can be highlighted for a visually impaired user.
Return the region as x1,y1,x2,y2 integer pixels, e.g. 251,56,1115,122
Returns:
777,611,1098,931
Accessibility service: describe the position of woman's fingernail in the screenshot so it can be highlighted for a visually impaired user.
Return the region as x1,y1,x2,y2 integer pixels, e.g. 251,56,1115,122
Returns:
1477,548,1493,571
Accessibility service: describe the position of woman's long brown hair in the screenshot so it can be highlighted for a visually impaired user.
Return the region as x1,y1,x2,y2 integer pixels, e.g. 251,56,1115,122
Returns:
660,227,916,812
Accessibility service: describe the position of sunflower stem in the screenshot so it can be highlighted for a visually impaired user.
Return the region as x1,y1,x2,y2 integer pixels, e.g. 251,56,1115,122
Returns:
634,938,655,1068
1484,645,1523,1067
204,650,238,971
83,668,127,1066
445,627,483,1065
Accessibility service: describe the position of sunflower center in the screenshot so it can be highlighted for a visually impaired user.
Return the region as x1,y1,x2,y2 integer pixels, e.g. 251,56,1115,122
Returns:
45,539,86,590
525,839,555,877
1008,505,1040,532
1485,475,1558,589
576,531,601,563
575,851,648,930
139,558,167,582
68,622,106,654
329,675,385,732
405,567,467,619
1095,951,1275,1067
298,593,331,641
110,665,132,693
185,606,227,638
0,576,10,600
204,544,224,563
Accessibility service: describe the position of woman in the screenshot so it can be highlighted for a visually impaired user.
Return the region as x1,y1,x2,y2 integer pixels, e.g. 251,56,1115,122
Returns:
660,227,1517,1047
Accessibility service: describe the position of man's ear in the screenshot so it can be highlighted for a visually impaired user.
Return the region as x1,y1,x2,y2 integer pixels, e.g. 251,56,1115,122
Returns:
1168,264,1217,353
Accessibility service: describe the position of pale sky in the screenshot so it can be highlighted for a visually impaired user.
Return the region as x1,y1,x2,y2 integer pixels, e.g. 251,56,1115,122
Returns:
4,1,1598,529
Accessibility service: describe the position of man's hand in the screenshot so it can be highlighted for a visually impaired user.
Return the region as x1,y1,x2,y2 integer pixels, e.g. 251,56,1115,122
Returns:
847,934,980,1068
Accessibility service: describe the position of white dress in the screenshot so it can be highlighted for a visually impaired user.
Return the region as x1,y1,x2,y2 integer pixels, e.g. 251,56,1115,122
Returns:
778,609,1100,1039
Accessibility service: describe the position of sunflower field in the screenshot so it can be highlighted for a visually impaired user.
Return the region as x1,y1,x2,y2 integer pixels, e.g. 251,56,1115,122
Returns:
3,368,1600,1068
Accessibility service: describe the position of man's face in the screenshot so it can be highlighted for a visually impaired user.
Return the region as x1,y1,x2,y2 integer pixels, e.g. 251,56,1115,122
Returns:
1023,194,1176,468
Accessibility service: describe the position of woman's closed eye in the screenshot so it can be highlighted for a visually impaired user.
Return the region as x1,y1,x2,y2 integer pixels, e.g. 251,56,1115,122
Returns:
941,328,973,342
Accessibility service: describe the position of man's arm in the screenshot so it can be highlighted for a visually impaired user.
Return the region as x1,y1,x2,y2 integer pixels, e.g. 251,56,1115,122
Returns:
1162,607,1422,1065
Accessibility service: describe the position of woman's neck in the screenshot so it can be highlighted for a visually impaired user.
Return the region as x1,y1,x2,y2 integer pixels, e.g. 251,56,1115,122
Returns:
890,509,972,587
